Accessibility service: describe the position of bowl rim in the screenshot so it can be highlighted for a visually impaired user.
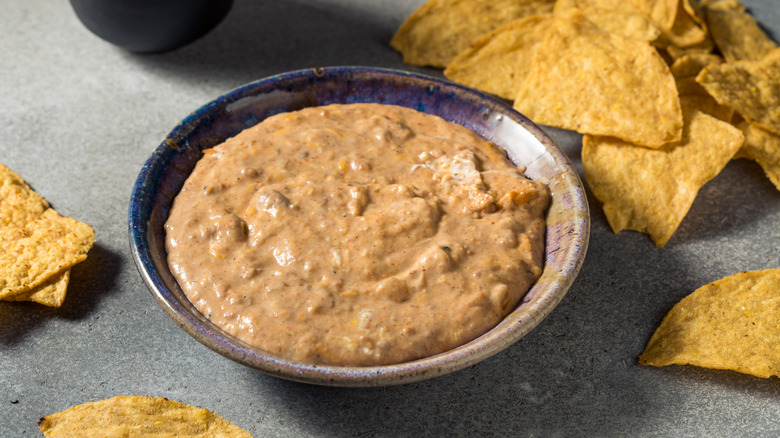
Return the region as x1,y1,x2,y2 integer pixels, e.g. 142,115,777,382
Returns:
128,66,589,387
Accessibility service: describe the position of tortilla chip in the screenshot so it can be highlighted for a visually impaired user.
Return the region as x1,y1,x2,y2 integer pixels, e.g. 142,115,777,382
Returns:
659,1,708,49
629,0,679,33
697,48,780,135
681,0,707,29
444,14,553,100
670,54,733,121
553,0,661,41
705,0,778,63
663,37,716,60
582,107,744,246
514,9,683,147
390,0,555,68
0,164,95,304
739,123,780,191
4,270,70,307
670,52,723,78
38,395,252,437
0,163,49,228
639,269,780,379
0,204,94,300
677,94,733,123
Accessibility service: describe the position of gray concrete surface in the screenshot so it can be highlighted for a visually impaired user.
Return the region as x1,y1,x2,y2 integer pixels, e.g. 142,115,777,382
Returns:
1,0,779,436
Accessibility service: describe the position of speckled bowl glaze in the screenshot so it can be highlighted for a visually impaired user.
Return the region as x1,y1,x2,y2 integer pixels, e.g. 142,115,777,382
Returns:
129,66,589,387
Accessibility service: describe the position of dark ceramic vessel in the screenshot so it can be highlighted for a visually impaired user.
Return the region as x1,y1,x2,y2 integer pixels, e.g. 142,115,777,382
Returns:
69,0,233,53
129,67,590,386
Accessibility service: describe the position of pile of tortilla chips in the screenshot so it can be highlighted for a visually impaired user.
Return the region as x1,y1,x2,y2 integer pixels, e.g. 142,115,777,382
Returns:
0,163,94,307
392,0,780,247
38,395,253,437
640,269,780,379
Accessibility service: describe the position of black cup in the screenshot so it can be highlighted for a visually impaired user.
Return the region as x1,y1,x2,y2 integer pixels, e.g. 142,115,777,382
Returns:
69,0,234,53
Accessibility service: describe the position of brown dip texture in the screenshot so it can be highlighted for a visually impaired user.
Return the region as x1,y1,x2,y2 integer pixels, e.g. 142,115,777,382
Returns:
165,103,549,366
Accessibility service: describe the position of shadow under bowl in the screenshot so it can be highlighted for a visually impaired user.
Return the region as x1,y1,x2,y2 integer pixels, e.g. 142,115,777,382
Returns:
129,66,590,387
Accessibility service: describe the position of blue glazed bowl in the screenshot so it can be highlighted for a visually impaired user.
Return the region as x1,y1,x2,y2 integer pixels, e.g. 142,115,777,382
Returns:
129,66,589,386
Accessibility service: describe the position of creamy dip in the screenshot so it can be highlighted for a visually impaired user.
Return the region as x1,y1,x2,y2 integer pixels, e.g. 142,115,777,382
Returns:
165,103,549,366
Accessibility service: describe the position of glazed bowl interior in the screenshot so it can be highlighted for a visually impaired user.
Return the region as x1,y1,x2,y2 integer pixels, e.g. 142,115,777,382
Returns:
129,66,589,387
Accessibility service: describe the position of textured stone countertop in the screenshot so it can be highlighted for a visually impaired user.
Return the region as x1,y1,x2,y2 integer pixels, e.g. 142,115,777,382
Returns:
2,0,778,436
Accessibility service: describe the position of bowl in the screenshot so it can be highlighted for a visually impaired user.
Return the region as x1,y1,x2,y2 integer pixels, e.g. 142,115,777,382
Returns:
129,66,589,386
69,0,233,53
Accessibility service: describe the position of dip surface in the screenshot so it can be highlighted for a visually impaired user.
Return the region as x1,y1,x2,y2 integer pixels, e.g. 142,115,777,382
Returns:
165,103,549,366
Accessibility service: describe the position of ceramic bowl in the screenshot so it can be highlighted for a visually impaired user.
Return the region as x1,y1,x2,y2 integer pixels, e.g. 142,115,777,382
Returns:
129,66,589,387
69,0,233,53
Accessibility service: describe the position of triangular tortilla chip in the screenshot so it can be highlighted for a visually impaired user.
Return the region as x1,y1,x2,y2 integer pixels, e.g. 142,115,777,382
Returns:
553,0,661,41
697,48,780,135
582,107,744,246
4,270,70,307
640,269,780,379
705,0,778,63
670,53,734,121
514,9,683,147
0,163,49,228
0,208,94,299
38,396,253,437
739,122,780,191
629,0,679,33
444,14,553,100
0,164,94,304
390,0,555,68
658,1,708,49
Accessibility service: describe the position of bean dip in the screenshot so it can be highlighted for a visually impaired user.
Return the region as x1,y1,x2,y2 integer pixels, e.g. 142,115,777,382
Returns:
165,103,549,366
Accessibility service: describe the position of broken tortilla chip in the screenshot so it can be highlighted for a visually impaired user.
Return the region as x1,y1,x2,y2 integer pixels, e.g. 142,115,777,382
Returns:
38,395,253,437
390,0,555,68
582,107,744,247
639,269,780,379
444,14,553,100
697,48,780,135
705,0,778,63
514,9,682,147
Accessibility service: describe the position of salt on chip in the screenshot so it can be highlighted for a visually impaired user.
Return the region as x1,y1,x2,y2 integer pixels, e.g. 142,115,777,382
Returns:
38,395,253,437
697,48,780,135
582,107,744,247
390,0,555,68
739,123,780,191
514,9,683,147
5,270,70,307
553,0,662,42
444,14,553,100
705,0,778,63
639,269,780,379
